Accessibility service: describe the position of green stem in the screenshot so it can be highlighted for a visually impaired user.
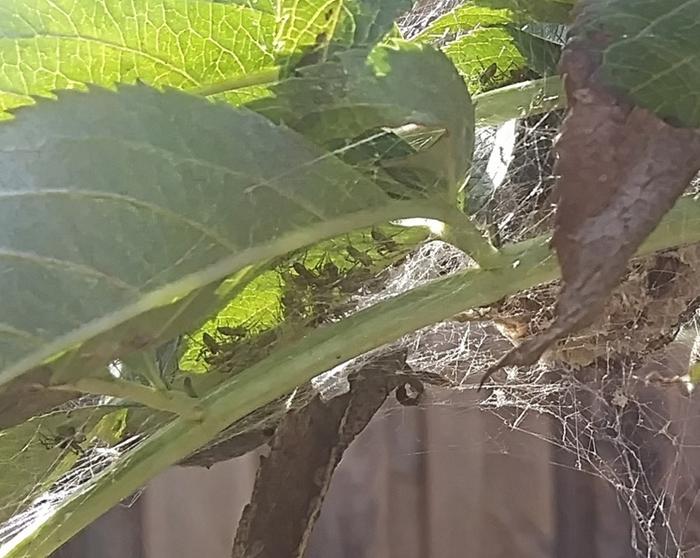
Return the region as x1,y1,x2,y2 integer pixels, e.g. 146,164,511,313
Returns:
54,378,203,421
192,67,281,97
474,75,565,127
7,196,700,557
440,206,502,269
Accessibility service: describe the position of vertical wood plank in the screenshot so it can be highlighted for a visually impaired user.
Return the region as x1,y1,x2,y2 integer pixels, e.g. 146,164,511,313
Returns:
142,455,258,558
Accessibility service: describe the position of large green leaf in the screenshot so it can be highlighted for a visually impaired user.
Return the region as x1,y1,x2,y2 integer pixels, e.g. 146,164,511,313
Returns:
0,84,460,398
0,0,276,115
572,0,700,128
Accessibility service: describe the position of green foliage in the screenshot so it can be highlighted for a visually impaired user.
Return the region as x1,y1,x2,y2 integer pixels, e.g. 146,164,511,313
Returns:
505,24,562,75
180,224,430,374
0,0,698,555
0,83,455,393
572,0,700,127
413,2,566,94
443,27,527,92
250,40,473,195
273,0,411,72
0,0,277,115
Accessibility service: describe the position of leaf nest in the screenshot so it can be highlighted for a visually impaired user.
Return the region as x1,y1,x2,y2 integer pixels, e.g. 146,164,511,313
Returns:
484,244,700,368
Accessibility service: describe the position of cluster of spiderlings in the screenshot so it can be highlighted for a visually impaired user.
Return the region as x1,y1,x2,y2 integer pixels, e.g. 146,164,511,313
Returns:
279,228,412,325
196,323,282,378
279,256,358,326
194,226,417,378
475,61,540,93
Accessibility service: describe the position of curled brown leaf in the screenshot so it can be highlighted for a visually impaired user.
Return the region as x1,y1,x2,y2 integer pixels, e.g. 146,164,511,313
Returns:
481,29,700,386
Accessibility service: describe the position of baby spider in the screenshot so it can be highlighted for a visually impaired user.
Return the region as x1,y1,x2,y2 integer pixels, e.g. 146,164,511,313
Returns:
346,244,372,268
39,424,87,456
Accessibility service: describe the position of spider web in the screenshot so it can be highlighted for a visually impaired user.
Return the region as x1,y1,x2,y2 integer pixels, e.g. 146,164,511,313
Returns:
2,2,700,556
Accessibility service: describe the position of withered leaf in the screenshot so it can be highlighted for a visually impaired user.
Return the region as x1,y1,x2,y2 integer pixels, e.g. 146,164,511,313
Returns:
231,350,416,558
481,5,700,385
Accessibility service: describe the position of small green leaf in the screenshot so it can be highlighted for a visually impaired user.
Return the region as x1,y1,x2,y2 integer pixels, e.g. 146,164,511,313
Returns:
0,0,276,115
572,0,700,127
415,5,515,42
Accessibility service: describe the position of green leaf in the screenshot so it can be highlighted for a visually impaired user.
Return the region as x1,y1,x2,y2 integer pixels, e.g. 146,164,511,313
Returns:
572,0,700,128
0,85,455,395
0,0,276,115
275,0,412,58
477,0,573,23
415,0,572,41
218,0,275,12
505,24,562,76
248,41,474,197
180,223,430,375
274,0,341,61
415,5,515,42
443,27,526,93
337,0,414,46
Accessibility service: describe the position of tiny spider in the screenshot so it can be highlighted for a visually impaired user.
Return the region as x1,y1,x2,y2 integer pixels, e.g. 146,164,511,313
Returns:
39,424,87,456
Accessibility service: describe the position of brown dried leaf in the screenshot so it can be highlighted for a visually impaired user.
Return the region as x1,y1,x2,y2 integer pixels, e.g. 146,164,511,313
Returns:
482,30,700,384
231,350,415,558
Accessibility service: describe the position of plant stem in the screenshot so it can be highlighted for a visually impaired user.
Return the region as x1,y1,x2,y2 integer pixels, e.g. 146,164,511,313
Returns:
440,206,502,269
193,67,281,97
474,76,565,127
53,378,204,421
7,196,700,558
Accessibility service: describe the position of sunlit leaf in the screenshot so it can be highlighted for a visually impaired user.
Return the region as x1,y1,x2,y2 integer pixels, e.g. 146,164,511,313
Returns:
415,0,572,42
415,5,514,42
443,27,526,93
274,0,412,61
0,0,276,115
